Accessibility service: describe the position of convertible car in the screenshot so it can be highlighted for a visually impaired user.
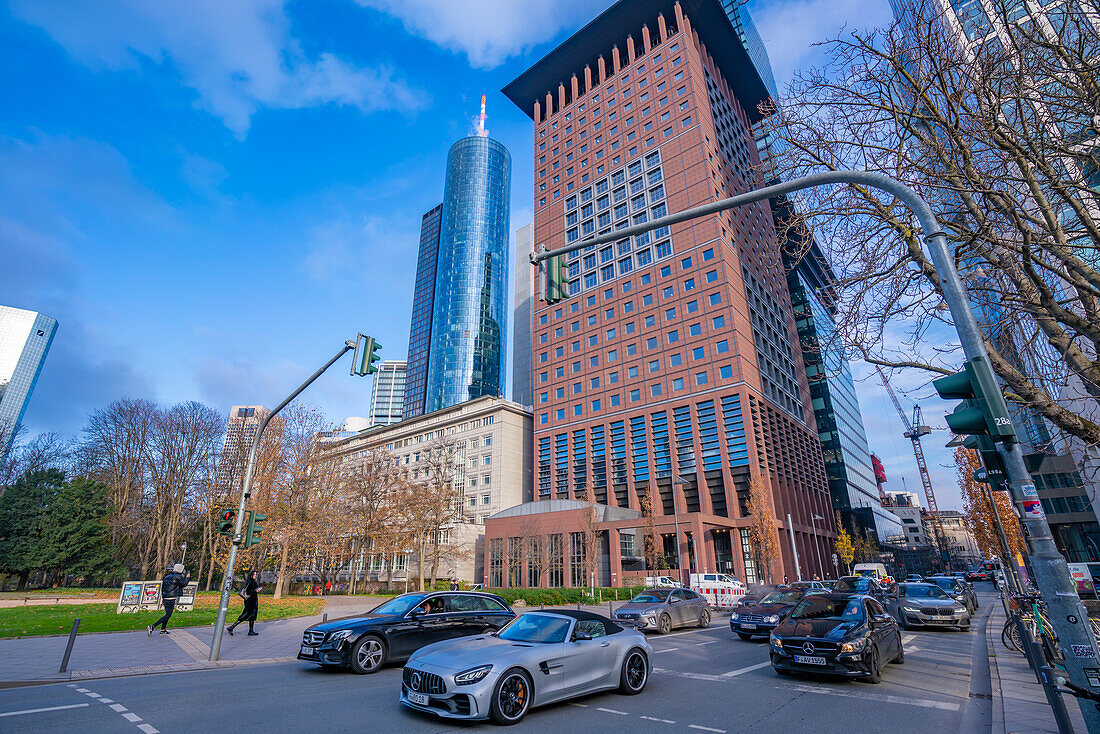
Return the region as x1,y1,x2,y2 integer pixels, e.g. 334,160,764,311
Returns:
400,610,653,724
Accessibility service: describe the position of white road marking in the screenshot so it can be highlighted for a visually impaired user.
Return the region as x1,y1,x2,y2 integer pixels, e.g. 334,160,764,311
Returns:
786,683,960,711
597,707,629,715
99,699,114,704
137,725,159,734
721,661,772,677
74,688,90,693
902,634,916,645
0,704,90,718
66,684,76,688
641,715,677,724
123,712,143,722
84,692,101,698
695,640,718,646
652,647,680,653
689,725,727,733
110,704,128,712
568,703,588,708
653,668,731,682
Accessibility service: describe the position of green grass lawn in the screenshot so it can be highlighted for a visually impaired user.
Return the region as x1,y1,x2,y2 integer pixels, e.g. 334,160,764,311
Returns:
0,596,323,638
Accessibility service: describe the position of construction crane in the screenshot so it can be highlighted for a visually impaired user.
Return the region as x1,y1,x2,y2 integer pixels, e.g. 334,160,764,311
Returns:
876,367,950,559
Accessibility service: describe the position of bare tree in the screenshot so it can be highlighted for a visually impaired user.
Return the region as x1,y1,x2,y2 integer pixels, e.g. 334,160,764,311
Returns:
0,422,71,490
513,514,547,588
763,0,1100,449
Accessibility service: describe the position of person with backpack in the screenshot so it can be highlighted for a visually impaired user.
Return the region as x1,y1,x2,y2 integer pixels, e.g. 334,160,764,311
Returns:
148,564,190,636
227,570,262,636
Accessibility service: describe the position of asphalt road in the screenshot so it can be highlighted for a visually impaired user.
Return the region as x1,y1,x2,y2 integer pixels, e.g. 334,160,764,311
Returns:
0,591,995,734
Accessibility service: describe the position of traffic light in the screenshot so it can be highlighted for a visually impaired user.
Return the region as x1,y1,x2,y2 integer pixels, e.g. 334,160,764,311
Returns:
963,435,1007,485
216,509,236,537
543,254,571,304
351,334,382,376
244,511,266,549
932,355,1017,443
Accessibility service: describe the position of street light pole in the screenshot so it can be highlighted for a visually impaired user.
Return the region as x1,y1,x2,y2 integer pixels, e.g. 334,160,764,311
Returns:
672,476,687,586
532,170,1100,728
208,339,356,662
811,515,825,579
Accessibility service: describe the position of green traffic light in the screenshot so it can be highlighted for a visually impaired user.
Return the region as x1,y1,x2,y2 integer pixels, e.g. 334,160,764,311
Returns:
932,356,1017,442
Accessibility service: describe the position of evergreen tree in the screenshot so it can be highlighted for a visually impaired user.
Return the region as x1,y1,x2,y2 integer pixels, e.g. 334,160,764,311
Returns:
0,469,63,589
43,476,119,583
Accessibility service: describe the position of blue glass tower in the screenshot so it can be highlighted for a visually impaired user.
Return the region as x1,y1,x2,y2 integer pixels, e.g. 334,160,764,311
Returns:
0,305,58,460
403,204,443,420
424,135,511,412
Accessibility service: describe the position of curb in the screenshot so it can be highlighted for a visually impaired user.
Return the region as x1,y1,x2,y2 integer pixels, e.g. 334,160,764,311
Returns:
987,602,1007,734
0,655,298,689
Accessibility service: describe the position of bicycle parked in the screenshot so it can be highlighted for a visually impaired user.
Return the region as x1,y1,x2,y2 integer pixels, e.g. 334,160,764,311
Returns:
1002,591,1064,668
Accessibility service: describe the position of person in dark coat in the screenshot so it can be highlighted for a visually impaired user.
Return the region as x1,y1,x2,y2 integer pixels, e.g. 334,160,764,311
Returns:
149,563,190,636
227,570,263,636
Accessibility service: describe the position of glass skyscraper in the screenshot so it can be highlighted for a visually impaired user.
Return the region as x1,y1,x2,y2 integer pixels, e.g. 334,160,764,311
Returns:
0,305,58,460
403,204,442,419
423,135,511,413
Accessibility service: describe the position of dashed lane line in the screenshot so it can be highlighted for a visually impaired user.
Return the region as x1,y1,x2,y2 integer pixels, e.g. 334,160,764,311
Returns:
785,683,960,711
0,704,90,718
67,683,160,733
688,725,727,733
721,661,772,677
695,640,718,646
597,707,629,715
652,647,680,653
110,704,128,712
640,715,677,724
123,713,143,722
653,667,735,683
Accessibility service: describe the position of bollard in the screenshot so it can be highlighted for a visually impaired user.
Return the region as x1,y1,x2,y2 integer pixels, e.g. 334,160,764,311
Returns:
608,600,613,617
323,613,328,623
59,618,80,673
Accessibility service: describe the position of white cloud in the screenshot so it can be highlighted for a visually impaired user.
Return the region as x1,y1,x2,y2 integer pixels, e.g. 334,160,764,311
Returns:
355,0,604,69
11,0,428,135
749,0,892,87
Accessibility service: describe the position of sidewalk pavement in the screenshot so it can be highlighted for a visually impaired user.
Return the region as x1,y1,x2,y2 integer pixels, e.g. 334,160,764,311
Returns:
0,595,384,687
987,597,1088,733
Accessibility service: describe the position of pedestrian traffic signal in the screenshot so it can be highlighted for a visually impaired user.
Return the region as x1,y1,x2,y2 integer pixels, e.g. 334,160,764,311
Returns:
964,435,1008,485
351,334,382,376
216,509,236,537
543,254,571,304
932,355,1017,442
244,511,266,549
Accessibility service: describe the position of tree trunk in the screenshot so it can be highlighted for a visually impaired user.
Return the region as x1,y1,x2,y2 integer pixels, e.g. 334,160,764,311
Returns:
418,535,426,592
430,538,440,589
275,539,291,599
17,571,28,590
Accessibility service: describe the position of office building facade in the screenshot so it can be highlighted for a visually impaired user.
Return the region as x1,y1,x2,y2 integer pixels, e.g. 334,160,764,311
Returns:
422,136,512,414
368,361,407,427
0,305,58,460
502,0,834,585
512,223,536,408
213,405,276,497
403,204,443,420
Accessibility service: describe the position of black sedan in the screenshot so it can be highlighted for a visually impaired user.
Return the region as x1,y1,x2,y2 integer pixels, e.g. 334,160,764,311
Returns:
730,588,805,640
769,593,904,683
298,591,515,674
833,575,890,602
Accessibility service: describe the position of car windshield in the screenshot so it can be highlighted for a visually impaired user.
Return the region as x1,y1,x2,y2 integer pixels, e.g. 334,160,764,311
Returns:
761,591,801,605
900,585,950,599
370,594,427,616
929,578,960,592
497,614,572,644
631,590,670,603
790,597,865,621
835,577,872,593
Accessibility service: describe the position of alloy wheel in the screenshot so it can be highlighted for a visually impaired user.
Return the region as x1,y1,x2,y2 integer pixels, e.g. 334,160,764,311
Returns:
357,638,383,672
626,651,647,690
497,673,530,721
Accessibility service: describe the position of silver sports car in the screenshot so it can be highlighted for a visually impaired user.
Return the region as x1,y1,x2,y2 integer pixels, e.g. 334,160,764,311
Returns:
400,610,653,724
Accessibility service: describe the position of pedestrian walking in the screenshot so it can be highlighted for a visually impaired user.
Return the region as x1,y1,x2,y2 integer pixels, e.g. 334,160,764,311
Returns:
449,577,459,591
227,570,263,636
148,563,190,636
782,575,789,586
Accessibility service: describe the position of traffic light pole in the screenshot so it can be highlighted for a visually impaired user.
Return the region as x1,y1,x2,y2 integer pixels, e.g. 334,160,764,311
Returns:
209,339,356,662
531,170,1100,729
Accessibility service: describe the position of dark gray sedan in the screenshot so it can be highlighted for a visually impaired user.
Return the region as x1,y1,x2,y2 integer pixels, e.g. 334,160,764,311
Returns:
926,576,979,614
612,587,711,634
895,583,972,630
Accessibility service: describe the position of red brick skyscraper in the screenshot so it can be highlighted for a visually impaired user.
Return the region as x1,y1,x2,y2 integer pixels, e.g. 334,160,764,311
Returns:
502,0,834,584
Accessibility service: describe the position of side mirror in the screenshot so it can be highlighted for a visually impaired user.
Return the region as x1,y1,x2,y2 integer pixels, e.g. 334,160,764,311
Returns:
574,630,593,642
669,597,680,604
409,608,425,619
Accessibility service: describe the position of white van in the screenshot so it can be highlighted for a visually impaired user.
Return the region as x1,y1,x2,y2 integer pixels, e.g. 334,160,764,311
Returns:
644,575,680,588
690,572,747,609
852,563,892,585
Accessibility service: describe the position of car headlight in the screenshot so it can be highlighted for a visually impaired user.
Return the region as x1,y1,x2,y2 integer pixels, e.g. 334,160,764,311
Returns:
770,634,783,647
454,664,493,685
327,630,354,643
954,605,967,614
840,638,867,653
764,615,780,624
900,606,919,613
731,613,740,621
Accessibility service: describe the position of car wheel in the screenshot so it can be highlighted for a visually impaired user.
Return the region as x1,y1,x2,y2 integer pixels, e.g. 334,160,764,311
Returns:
737,632,754,641
490,668,533,725
894,633,905,664
865,646,882,684
349,635,386,674
618,648,649,695
698,609,711,628
658,613,672,635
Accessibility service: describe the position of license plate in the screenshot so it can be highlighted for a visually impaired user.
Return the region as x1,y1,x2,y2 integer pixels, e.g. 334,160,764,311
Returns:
741,623,758,630
409,692,429,706
927,619,952,624
794,655,826,665
300,646,315,656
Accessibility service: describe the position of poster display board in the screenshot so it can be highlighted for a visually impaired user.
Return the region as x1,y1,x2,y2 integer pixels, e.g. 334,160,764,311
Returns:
116,580,200,613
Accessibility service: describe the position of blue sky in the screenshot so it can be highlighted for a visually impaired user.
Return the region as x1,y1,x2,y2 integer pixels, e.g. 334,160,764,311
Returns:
2,0,964,507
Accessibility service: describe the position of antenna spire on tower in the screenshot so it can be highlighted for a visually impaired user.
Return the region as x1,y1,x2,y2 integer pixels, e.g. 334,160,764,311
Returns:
478,95,487,136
